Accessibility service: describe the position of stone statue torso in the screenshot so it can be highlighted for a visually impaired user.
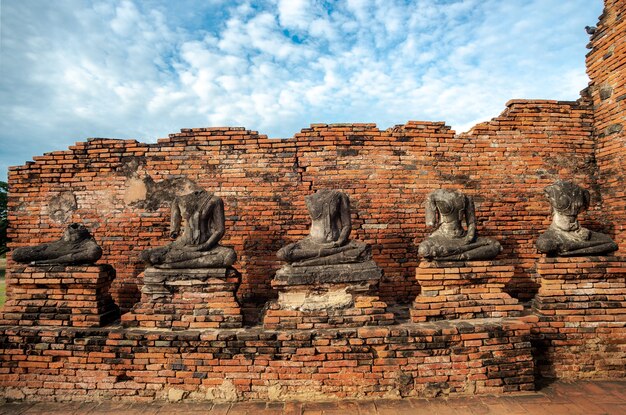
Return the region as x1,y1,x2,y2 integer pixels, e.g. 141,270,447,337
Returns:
277,189,371,266
139,189,236,268
418,189,501,261
306,189,342,243
536,180,618,256
174,190,216,246
431,193,467,239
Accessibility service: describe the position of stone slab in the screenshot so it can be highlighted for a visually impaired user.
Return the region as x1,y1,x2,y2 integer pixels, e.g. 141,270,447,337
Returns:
272,260,382,287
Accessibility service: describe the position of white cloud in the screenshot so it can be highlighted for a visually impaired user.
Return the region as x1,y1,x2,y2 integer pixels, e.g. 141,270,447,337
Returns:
277,0,311,30
0,0,604,179
110,1,141,35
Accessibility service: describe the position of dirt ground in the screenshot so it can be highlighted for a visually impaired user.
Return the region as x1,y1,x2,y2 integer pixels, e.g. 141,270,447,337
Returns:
1,380,625,414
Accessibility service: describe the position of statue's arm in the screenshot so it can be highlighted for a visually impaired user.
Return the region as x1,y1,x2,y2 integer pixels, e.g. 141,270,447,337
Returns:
572,224,591,240
464,195,477,242
425,193,438,228
170,199,182,238
335,193,351,247
197,197,225,251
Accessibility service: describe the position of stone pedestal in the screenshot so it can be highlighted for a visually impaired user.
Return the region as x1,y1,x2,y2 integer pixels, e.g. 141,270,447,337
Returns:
533,256,626,317
410,260,523,322
0,265,119,327
121,267,242,329
263,260,394,329
532,257,626,378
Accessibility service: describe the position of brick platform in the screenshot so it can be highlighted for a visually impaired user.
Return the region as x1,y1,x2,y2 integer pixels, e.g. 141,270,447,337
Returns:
410,261,523,322
532,256,626,379
263,294,394,330
533,256,626,317
0,317,534,402
121,267,242,330
0,265,119,327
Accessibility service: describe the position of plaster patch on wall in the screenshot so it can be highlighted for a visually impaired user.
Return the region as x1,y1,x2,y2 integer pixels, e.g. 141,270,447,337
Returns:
117,156,200,209
127,175,201,211
277,287,354,311
92,189,117,216
263,381,334,401
123,177,148,204
599,84,614,100
203,380,239,402
47,191,77,223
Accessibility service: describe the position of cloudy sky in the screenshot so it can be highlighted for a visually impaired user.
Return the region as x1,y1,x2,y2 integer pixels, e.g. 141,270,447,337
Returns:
0,0,603,180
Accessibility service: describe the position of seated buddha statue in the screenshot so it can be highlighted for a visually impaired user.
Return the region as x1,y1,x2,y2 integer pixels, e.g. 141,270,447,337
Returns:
12,223,102,265
418,189,502,261
277,189,371,266
536,180,617,256
140,189,236,269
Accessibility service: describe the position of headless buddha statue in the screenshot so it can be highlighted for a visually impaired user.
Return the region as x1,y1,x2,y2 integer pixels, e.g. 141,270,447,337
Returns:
12,223,102,265
277,189,371,266
418,189,501,261
536,180,617,256
140,189,236,269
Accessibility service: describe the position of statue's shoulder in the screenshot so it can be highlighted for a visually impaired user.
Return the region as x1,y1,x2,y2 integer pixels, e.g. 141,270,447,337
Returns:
210,193,222,204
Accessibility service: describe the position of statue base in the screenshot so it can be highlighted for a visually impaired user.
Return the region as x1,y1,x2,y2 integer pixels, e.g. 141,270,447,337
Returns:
410,260,523,322
263,260,394,329
121,267,242,329
0,265,119,327
533,256,626,316
532,256,626,378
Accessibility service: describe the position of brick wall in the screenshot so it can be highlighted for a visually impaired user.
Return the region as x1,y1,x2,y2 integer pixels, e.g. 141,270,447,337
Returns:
6,101,597,311
0,319,534,402
586,0,626,252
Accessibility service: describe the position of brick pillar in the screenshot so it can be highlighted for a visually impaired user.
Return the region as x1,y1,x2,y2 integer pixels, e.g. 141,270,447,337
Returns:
0,265,119,327
262,261,394,329
533,256,626,318
410,261,523,322
121,267,242,329
532,256,626,378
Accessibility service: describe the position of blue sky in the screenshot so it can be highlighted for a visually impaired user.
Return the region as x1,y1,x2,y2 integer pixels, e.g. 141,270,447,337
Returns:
0,0,604,180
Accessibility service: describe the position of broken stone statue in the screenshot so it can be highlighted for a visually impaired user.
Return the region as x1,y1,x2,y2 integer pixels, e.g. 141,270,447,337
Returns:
277,188,372,267
140,189,236,269
273,189,381,311
12,223,102,265
418,189,502,261
139,189,238,298
536,180,618,256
